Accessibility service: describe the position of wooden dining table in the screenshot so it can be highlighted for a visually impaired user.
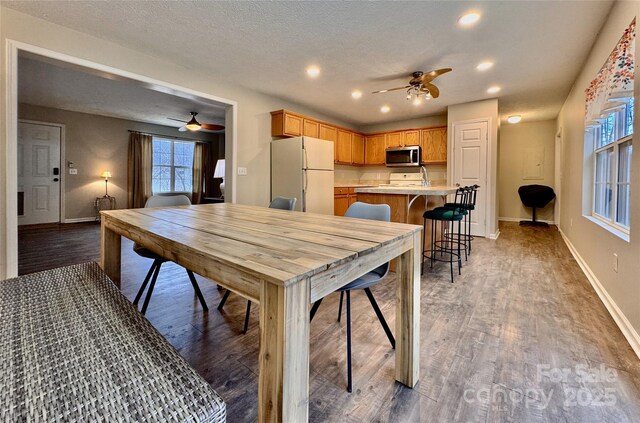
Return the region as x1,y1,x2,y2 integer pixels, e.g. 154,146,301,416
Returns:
100,203,422,422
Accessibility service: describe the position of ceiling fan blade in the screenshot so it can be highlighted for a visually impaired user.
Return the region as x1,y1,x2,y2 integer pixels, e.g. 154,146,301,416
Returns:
421,83,440,99
167,117,188,123
372,85,411,94
201,123,225,131
178,125,188,132
420,68,452,83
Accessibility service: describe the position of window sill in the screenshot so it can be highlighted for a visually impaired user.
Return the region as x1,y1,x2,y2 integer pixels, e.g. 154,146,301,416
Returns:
584,215,630,243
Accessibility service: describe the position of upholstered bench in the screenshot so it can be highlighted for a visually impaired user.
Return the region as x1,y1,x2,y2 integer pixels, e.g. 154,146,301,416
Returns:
0,262,226,422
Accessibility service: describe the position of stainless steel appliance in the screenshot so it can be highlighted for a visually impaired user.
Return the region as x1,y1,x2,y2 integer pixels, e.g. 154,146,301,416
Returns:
385,146,421,167
271,137,334,214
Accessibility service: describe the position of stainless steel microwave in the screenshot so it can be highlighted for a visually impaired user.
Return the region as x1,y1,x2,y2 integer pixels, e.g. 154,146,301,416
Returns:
385,146,421,167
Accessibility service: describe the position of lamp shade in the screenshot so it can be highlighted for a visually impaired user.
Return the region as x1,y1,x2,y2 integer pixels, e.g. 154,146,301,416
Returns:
101,171,112,179
214,159,226,179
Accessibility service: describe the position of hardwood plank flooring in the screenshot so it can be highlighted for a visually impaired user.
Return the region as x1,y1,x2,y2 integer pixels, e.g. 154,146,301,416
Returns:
17,221,640,422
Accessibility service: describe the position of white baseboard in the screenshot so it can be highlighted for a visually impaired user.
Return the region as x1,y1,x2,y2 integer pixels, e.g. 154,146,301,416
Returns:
499,216,556,224
63,217,97,223
488,229,500,240
559,229,640,359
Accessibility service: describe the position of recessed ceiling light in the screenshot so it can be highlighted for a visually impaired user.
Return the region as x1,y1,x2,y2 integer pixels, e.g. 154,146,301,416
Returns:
306,66,320,77
476,61,494,71
507,115,522,124
487,86,501,94
351,90,362,99
458,12,481,27
380,105,390,113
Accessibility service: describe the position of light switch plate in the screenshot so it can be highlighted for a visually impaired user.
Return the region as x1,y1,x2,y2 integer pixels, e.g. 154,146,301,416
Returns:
613,253,618,273
69,168,78,175
237,167,248,176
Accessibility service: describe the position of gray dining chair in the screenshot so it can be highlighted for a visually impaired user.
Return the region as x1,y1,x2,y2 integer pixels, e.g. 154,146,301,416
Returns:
132,194,209,315
217,197,297,333
309,202,395,393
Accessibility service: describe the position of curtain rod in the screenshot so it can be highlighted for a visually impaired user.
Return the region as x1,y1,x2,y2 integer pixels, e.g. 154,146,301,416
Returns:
128,130,214,143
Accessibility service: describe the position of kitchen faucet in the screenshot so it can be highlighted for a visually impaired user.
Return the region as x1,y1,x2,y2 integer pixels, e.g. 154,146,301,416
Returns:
421,166,431,187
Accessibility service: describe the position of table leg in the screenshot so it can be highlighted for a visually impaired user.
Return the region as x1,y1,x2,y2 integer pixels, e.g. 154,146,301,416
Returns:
395,231,421,387
259,279,310,422
100,221,121,288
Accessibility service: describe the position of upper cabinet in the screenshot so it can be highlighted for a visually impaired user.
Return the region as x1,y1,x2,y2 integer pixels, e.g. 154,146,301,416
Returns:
421,127,447,164
271,109,447,166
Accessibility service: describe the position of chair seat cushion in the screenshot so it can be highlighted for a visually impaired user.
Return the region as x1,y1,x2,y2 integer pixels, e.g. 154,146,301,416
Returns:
0,262,226,422
443,202,475,211
133,243,167,261
423,207,466,221
339,264,388,291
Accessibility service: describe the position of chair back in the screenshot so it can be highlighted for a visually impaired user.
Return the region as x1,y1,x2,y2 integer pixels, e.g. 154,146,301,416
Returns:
344,202,391,278
269,197,297,211
145,194,191,208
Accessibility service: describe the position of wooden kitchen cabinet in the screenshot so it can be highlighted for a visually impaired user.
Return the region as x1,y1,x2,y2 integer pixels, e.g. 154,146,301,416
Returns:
365,134,386,165
303,119,320,137
421,127,447,164
319,123,337,143
385,132,403,148
336,129,352,164
403,130,421,146
271,110,303,137
334,187,358,216
352,133,365,165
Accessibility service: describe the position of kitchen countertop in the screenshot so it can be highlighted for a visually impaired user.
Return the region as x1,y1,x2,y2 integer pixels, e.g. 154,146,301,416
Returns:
334,183,377,188
355,185,459,195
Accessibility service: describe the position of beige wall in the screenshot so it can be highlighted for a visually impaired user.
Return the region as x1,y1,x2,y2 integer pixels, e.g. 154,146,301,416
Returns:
557,1,640,354
498,120,557,222
447,99,500,238
358,114,446,133
18,103,222,220
0,6,356,277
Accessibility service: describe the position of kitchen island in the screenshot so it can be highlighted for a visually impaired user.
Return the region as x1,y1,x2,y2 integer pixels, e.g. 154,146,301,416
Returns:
355,185,459,269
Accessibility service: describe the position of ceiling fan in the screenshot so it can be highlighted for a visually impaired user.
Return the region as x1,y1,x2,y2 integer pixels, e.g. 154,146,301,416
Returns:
167,112,225,132
372,68,452,100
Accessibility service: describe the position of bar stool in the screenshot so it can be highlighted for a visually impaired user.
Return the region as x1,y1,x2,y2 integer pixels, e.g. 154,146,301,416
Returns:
443,185,479,257
422,187,468,283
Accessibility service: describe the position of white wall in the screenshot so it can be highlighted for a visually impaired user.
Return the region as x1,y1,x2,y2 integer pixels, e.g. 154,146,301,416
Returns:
0,6,356,278
557,1,640,355
498,119,557,222
447,99,500,238
358,114,446,133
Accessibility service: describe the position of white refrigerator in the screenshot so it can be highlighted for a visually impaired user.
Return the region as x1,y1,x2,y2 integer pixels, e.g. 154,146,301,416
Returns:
271,137,334,214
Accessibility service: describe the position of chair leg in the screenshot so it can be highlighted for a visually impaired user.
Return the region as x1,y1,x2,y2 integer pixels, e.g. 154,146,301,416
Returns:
337,291,344,322
458,221,463,274
346,290,353,393
134,260,159,305
363,288,395,348
217,289,231,311
310,298,323,322
186,270,209,311
141,262,162,315
243,301,252,334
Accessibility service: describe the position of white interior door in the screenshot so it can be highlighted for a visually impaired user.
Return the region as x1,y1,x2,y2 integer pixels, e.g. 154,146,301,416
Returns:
17,122,61,225
453,120,488,236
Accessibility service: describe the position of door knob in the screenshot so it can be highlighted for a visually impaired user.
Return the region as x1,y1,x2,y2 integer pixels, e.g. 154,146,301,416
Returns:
53,178,59,182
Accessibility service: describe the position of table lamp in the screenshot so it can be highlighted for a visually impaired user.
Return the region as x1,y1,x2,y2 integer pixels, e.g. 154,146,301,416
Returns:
101,171,112,197
213,159,225,198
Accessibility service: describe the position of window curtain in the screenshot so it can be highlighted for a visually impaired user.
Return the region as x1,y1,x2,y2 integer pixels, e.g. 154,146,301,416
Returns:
585,18,635,124
127,132,153,208
192,142,210,204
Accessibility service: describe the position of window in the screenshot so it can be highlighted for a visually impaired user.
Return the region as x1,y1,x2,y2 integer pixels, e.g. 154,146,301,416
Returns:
589,99,633,231
152,138,195,194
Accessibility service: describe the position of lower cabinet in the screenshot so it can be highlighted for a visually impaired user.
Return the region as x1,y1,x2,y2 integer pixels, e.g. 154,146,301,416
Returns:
334,187,358,216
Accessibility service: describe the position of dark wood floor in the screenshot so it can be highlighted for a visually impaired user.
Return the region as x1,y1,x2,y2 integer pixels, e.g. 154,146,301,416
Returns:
18,221,640,422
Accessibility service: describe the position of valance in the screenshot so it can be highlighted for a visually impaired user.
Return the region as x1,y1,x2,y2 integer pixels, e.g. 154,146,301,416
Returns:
585,18,635,122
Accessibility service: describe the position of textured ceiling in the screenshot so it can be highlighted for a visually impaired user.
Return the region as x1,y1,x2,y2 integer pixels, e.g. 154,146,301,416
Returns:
18,56,227,129
5,1,613,124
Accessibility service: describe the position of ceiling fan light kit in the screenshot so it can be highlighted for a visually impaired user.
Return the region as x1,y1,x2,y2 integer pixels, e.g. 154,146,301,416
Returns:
372,68,451,101
168,112,225,132
185,112,202,131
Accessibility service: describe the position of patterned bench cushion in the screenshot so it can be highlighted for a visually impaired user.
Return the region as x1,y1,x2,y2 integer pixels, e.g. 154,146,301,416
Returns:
0,262,225,422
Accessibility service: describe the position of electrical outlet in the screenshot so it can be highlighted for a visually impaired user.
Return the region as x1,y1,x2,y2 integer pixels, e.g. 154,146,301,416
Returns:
613,253,618,273
237,167,248,176
69,168,78,175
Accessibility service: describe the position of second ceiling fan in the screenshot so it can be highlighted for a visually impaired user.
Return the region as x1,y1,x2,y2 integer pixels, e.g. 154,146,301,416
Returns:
372,68,452,100
168,112,225,132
